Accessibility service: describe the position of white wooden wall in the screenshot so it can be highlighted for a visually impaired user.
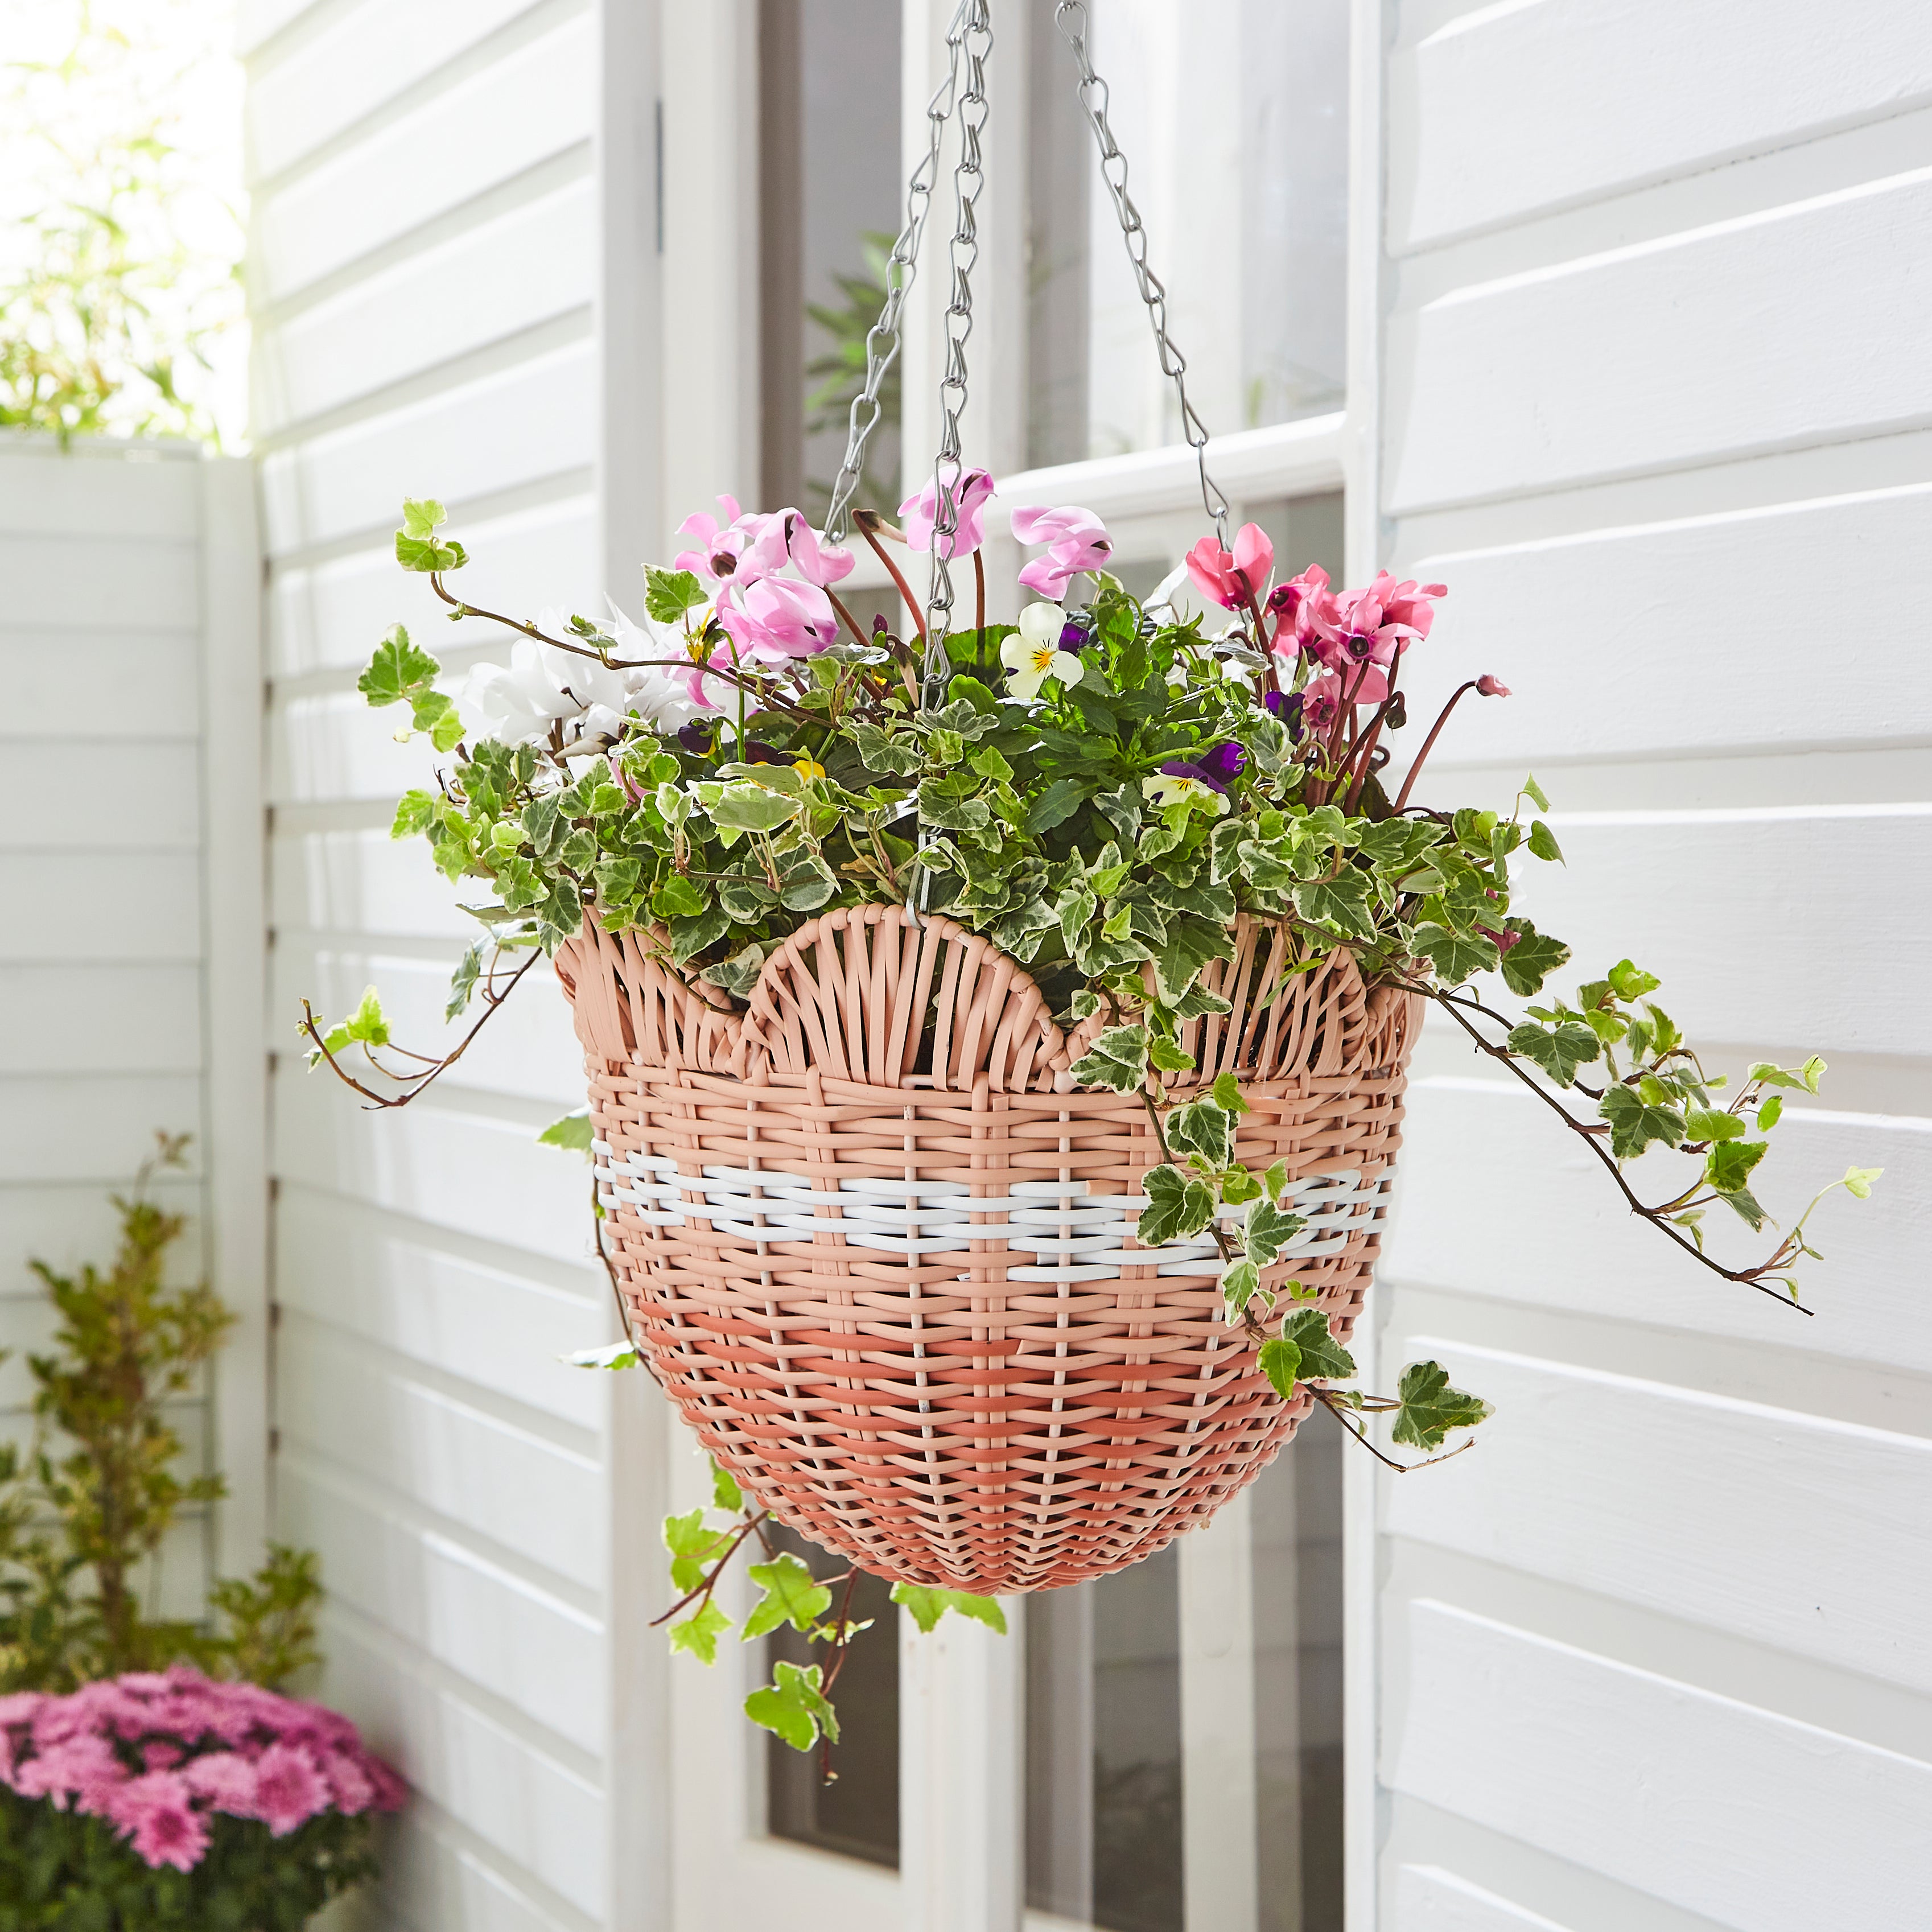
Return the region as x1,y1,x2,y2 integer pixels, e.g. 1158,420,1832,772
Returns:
241,2,664,1926
0,435,266,1628
1369,3,1932,1927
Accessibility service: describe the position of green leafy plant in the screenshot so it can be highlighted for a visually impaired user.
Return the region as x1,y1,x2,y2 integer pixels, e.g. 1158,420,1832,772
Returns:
0,2,245,445
308,489,1880,1757
802,230,901,520
0,1135,324,1692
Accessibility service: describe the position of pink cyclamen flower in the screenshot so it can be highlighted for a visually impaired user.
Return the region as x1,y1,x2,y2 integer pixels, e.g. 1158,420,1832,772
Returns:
1268,565,1340,665
1011,505,1111,599
110,1772,209,1873
1184,522,1274,611
1299,666,1390,735
768,509,855,587
899,464,996,559
250,1742,331,1838
718,573,839,664
672,495,768,587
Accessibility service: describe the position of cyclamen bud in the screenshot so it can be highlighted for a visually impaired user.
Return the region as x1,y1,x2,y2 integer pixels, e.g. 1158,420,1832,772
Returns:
1476,674,1511,698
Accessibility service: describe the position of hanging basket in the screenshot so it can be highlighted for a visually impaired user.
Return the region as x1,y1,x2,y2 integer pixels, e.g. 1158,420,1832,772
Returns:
554,907,1418,1593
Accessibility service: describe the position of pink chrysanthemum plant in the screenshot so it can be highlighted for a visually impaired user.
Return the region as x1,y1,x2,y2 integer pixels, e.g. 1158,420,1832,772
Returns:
0,1665,403,1918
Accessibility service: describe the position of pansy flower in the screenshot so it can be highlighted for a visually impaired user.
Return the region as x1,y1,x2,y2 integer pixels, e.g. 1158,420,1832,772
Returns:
1000,603,1085,699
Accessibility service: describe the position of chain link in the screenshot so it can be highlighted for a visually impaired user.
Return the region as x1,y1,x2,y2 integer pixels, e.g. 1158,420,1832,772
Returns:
821,0,976,545
919,0,994,702
1052,0,1230,548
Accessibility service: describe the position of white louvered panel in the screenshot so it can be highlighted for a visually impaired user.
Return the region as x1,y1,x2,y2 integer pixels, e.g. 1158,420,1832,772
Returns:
1394,1865,1576,1932
271,825,479,941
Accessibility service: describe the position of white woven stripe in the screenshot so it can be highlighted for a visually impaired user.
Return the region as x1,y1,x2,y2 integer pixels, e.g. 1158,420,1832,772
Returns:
593,1139,1388,1282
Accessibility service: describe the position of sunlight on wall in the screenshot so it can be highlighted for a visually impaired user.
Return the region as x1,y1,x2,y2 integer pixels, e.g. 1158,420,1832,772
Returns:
0,0,248,446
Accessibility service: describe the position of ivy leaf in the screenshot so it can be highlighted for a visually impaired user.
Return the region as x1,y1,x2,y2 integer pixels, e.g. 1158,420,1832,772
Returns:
1521,772,1551,812
1749,1055,1827,1094
1221,1259,1262,1319
1756,1095,1783,1132
559,1340,641,1370
1151,913,1231,1002
535,1113,592,1160
1704,1138,1768,1194
392,789,437,838
850,723,924,777
1292,869,1379,942
1505,1020,1601,1089
1526,819,1563,864
1147,1036,1194,1074
1410,922,1501,986
401,497,447,539
1024,777,1086,836
1258,1336,1301,1400
1606,958,1661,1000
709,784,801,833
357,625,439,706
701,941,768,998
1165,1098,1231,1169
1842,1164,1883,1199
1136,1164,1217,1246
1497,922,1570,996
394,528,467,572
745,1661,839,1752
1683,1106,1745,1144
644,566,707,623
407,687,465,751
742,1552,833,1639
1209,1072,1249,1117
1599,1084,1686,1160
339,986,388,1048
651,874,707,920
663,1508,725,1594
1070,1025,1148,1094
1719,1185,1770,1231
889,1583,1008,1636
710,1459,743,1513
1243,1197,1307,1267
777,852,839,912
668,904,732,966
1391,1361,1493,1451
1281,1308,1354,1382
669,1600,733,1666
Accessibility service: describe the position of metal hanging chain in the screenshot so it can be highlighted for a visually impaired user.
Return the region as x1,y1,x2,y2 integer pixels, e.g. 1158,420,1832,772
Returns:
1053,0,1230,549
822,0,977,545
920,0,994,702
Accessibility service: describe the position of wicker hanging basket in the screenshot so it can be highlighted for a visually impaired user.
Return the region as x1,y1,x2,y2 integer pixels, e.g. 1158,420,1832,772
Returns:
555,906,1418,1594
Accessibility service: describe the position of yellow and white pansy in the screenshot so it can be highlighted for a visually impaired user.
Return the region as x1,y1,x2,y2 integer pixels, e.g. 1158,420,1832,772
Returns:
1000,602,1084,700
1142,768,1231,815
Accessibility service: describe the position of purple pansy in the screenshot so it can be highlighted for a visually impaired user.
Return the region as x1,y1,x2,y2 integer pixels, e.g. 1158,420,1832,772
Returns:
1196,740,1246,786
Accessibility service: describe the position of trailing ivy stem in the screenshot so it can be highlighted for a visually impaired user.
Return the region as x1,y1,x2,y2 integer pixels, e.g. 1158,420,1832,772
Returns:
1311,1387,1473,1472
1422,986,1811,1313
647,1511,771,1628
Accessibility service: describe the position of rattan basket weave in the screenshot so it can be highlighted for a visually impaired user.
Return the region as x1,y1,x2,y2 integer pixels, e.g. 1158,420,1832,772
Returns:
555,906,1418,1593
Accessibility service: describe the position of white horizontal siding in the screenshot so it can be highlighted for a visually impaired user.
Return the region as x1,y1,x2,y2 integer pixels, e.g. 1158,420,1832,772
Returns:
0,440,228,1644
244,7,626,1920
1375,10,1932,1930
1390,1602,1932,1932
1391,0,1932,249
1387,166,1932,512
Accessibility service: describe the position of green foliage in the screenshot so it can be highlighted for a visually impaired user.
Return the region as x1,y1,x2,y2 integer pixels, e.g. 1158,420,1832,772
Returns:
744,1659,839,1752
537,1111,594,1155
1391,1362,1493,1452
0,8,244,445
889,1583,1008,1636
0,1139,324,1693
0,1790,378,1931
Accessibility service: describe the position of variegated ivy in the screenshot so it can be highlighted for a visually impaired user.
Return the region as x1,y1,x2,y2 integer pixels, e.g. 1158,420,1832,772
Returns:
306,495,1879,1757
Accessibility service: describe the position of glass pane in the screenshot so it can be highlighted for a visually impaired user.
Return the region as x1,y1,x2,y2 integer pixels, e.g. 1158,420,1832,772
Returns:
1252,1422,1346,1931
1023,1426,1343,1930
1025,0,1350,467
764,1525,900,1867
758,0,904,521
1027,1546,1185,1932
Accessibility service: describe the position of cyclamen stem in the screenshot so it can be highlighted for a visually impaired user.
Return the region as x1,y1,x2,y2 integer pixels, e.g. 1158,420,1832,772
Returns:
852,511,928,643
1393,679,1480,813
1423,985,1813,1313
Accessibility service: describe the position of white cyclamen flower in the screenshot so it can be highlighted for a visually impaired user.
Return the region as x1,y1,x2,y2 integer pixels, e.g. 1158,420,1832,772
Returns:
605,599,725,730
1000,602,1084,700
460,607,631,747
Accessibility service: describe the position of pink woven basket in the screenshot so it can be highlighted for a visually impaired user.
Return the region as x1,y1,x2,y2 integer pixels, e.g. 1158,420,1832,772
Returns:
555,907,1418,1594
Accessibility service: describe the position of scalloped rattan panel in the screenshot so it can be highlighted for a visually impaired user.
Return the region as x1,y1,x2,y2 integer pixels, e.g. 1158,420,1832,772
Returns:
556,908,1418,1593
